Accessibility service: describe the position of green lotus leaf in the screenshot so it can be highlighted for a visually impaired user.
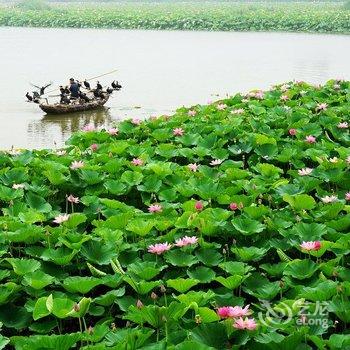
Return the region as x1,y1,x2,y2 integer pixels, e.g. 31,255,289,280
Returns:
0,305,31,330
43,169,68,185
218,261,253,275
6,258,41,275
191,323,228,349
172,340,216,350
254,332,285,344
175,291,216,307
63,213,87,229
195,249,222,266
63,276,102,294
291,222,327,241
26,192,52,213
40,247,78,265
0,336,9,350
67,297,91,318
33,297,51,321
300,280,337,302
282,194,316,211
121,171,144,186
327,297,350,323
232,246,268,262
328,334,350,349
260,262,287,277
81,241,117,265
104,179,127,195
124,277,161,295
284,259,318,280
10,333,81,350
196,307,220,323
22,270,55,290
243,273,280,300
137,175,162,193
165,250,198,267
0,184,23,201
94,287,126,306
128,261,164,280
231,216,266,235
3,225,45,244
126,217,155,236
215,275,244,289
167,278,200,293
0,282,21,304
187,267,216,283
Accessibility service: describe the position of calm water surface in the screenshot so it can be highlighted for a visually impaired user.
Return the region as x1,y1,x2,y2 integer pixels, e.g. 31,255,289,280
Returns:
0,27,349,149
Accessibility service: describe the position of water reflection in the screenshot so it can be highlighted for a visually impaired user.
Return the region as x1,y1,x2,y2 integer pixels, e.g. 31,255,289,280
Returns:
27,108,116,149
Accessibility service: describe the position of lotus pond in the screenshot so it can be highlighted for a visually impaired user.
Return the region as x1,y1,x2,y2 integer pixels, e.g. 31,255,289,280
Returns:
1,1,350,34
0,80,350,349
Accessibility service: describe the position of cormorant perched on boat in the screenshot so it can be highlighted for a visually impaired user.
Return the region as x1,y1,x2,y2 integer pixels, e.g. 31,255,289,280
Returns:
83,80,91,90
60,94,70,104
26,92,33,102
96,81,103,90
106,87,113,94
64,86,70,94
33,91,40,99
79,91,90,103
59,86,65,94
112,80,122,90
31,82,52,96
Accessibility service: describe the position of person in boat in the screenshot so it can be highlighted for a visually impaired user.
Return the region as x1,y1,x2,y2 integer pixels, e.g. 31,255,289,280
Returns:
69,78,80,99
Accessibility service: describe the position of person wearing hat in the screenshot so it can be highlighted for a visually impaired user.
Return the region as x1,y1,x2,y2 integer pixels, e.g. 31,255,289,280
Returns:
69,78,80,99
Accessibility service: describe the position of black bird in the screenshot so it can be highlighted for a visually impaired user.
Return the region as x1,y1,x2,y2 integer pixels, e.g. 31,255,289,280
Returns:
116,81,122,89
111,80,117,89
76,80,82,88
106,87,113,94
83,80,91,90
79,92,90,103
96,81,103,90
59,86,65,94
31,82,52,96
64,86,70,94
112,80,122,90
25,92,33,102
33,91,40,99
60,94,70,104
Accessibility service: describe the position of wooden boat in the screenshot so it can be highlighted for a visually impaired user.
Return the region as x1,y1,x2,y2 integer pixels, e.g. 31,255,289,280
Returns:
39,95,109,115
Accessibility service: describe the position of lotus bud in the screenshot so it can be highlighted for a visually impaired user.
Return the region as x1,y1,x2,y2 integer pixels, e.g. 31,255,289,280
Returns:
151,292,158,300
258,199,262,204
90,143,98,151
136,300,144,309
195,315,202,324
111,322,116,330
332,270,338,277
125,321,131,328
279,280,285,288
222,248,226,255
162,316,167,322
73,303,80,312
87,326,94,335
229,202,238,211
195,201,203,211
108,152,113,158
238,202,244,209
160,285,166,293
232,239,236,245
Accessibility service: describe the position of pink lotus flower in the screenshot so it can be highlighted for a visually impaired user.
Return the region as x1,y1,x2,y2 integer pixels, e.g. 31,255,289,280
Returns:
337,122,348,129
233,317,257,330
217,305,251,319
131,118,142,126
70,160,84,170
148,242,172,255
280,84,289,92
188,163,199,172
90,143,98,151
231,108,244,115
316,103,328,111
289,128,297,136
188,110,197,116
173,128,184,136
12,183,25,190
53,214,70,224
300,241,321,251
254,91,264,100
82,123,95,132
56,150,66,156
298,168,313,176
131,158,143,166
229,202,238,211
345,192,350,201
148,204,162,213
195,201,203,211
210,159,223,166
280,95,289,101
305,135,316,144
321,195,338,203
175,236,198,247
67,195,79,204
217,103,227,110
108,128,119,135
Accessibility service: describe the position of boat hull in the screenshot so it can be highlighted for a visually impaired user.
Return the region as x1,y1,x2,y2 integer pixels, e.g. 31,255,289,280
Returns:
39,96,109,115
